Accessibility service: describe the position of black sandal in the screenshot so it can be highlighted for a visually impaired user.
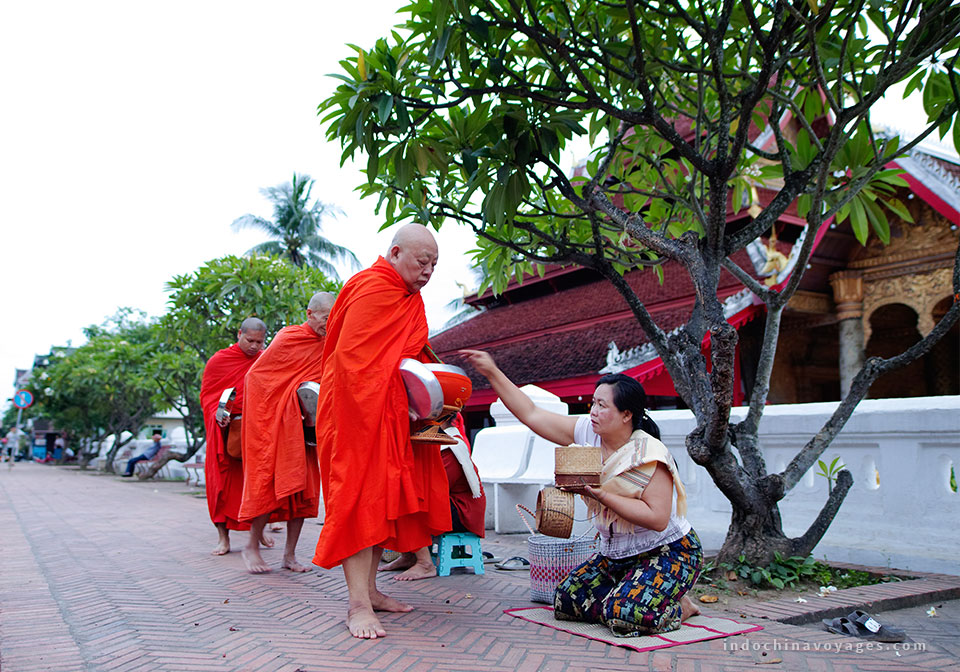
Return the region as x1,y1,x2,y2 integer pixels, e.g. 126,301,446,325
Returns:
822,611,906,643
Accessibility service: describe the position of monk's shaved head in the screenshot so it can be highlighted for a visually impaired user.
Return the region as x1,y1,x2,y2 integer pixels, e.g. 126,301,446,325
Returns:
236,317,267,356
308,291,336,312
306,291,336,337
240,316,267,334
386,224,439,293
387,223,438,255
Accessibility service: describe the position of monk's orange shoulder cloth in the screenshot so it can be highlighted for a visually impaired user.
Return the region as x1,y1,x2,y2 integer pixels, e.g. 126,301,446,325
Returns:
200,343,259,531
238,324,324,522
313,257,450,569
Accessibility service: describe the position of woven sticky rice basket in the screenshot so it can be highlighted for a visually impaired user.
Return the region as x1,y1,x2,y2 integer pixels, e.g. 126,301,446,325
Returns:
554,444,602,488
534,486,575,539
517,501,599,603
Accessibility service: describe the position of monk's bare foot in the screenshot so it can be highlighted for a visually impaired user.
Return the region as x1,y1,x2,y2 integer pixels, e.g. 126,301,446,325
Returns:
347,605,386,639
242,547,271,574
394,561,436,581
282,555,311,572
259,533,275,548
378,553,416,572
370,590,414,613
270,522,284,532
680,594,701,621
211,538,230,556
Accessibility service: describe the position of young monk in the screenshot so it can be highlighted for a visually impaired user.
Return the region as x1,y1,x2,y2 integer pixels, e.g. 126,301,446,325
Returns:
313,224,451,639
238,291,334,574
199,317,272,555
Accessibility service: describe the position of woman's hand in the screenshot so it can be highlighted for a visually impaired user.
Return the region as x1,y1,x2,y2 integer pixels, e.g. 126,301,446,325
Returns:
458,348,580,446
458,349,499,378
557,482,603,503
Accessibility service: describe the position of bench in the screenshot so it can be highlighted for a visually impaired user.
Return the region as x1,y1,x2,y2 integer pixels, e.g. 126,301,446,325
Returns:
133,446,172,479
183,455,204,486
486,432,557,533
473,415,593,535
110,447,134,474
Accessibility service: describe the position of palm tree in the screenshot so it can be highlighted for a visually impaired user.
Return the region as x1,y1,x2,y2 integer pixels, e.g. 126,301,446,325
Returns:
231,173,359,279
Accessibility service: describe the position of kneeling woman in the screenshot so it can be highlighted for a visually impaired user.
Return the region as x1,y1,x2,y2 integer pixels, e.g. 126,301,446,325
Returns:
460,350,701,637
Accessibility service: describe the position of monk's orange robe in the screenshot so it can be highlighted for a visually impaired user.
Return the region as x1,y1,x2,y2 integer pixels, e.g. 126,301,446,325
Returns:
200,343,261,531
313,257,451,569
238,323,323,522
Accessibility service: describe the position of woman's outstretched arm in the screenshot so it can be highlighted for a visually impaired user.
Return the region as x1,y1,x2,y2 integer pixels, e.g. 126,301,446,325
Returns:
459,349,578,446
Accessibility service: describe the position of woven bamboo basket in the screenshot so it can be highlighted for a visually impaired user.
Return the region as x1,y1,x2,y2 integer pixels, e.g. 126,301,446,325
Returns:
554,444,602,488
533,486,575,539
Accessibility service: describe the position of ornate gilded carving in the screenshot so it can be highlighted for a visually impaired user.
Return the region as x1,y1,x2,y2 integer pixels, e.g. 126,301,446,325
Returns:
787,290,833,315
829,271,864,320
850,214,959,271
862,268,953,343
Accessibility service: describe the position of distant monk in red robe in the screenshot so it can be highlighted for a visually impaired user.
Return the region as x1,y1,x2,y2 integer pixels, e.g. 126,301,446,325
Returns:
378,415,486,580
313,224,450,639
199,317,269,555
238,291,335,574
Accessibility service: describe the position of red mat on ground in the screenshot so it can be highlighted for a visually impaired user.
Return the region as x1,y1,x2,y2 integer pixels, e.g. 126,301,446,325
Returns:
504,606,763,653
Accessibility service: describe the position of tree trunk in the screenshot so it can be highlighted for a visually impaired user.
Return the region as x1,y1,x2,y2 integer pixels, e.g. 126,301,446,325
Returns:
718,503,793,566
102,435,133,474
138,446,199,480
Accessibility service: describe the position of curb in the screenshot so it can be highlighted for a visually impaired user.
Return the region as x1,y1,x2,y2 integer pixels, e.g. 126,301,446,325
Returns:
734,563,960,626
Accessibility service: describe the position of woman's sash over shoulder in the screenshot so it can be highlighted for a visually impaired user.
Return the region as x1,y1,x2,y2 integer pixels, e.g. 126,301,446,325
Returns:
585,430,688,534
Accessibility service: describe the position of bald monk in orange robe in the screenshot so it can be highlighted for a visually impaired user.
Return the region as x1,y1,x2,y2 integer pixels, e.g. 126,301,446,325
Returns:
199,317,270,555
238,291,335,574
313,224,451,639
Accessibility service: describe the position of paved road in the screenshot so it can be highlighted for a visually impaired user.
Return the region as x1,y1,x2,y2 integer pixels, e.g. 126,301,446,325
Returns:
1,463,957,671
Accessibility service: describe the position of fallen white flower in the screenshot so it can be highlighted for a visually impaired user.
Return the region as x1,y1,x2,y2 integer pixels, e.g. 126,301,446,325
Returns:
927,607,937,617
795,597,808,603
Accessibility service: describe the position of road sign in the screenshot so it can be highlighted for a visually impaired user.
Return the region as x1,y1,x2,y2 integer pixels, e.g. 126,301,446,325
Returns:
13,390,33,409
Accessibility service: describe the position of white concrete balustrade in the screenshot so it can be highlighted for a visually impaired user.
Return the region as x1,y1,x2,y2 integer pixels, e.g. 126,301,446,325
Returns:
473,392,960,574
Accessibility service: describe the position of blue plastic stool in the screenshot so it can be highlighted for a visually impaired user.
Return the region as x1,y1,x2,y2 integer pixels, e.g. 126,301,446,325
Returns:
432,532,484,576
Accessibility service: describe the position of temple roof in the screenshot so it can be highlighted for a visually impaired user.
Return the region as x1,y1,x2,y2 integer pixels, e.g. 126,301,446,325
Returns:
434,141,959,408
432,251,757,402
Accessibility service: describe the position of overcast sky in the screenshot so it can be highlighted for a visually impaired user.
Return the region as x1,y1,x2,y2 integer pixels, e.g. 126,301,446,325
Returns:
1,2,955,413
0,1,482,408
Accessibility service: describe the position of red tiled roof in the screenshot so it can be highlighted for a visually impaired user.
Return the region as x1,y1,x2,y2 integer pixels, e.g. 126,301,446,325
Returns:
433,251,756,397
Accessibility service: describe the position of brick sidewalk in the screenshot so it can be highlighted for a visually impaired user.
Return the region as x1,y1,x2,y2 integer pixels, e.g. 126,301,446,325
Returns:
1,463,957,672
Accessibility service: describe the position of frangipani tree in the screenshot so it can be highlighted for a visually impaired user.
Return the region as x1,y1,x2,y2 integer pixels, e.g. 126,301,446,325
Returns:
320,0,960,563
31,310,162,472
139,255,341,478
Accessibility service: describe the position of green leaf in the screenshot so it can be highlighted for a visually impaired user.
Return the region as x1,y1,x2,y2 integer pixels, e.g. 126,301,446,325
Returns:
862,197,890,244
377,95,394,125
428,25,453,67
882,197,913,224
850,197,869,244
395,100,410,134
366,145,380,186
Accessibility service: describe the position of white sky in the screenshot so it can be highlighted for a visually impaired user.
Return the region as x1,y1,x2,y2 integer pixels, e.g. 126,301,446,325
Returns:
1,1,955,412
0,1,484,408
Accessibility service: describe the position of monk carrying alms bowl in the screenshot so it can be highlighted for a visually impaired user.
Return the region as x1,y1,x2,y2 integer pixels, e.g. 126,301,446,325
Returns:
399,359,472,444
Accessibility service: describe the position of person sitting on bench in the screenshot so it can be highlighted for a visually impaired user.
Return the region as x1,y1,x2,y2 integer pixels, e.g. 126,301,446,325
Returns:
121,433,163,477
